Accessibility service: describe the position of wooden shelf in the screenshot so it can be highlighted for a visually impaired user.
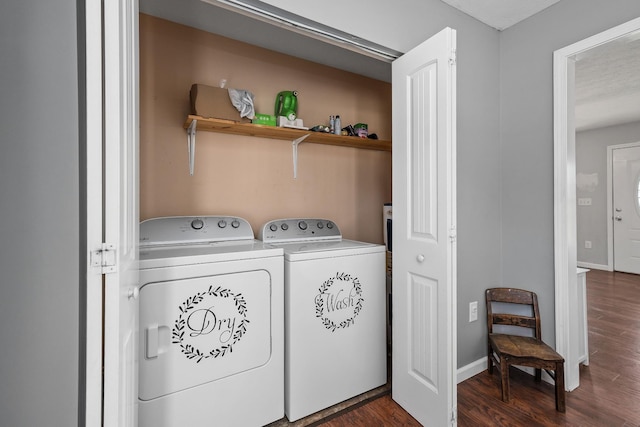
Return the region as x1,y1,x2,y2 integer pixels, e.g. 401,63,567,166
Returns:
183,115,391,151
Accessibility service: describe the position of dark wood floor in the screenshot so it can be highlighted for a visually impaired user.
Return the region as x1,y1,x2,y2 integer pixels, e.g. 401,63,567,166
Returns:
317,269,640,426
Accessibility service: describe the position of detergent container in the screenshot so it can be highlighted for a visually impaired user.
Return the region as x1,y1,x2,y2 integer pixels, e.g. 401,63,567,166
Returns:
275,91,298,121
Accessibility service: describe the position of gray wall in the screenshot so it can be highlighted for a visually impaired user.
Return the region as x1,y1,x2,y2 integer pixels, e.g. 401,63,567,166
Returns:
453,22,502,367
0,1,81,425
500,0,640,343
576,121,640,266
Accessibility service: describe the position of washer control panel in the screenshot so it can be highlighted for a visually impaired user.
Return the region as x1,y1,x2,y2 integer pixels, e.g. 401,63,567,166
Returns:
140,215,254,246
260,218,341,243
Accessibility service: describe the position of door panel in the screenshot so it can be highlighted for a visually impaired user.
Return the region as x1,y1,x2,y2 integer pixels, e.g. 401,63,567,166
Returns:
392,27,457,426
409,274,438,391
613,145,640,274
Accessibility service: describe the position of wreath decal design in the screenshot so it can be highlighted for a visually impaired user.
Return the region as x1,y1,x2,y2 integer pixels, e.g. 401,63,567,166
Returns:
314,272,364,332
171,285,248,363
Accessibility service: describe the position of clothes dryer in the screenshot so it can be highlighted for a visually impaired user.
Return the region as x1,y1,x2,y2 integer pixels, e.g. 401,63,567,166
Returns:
138,216,284,427
260,218,386,422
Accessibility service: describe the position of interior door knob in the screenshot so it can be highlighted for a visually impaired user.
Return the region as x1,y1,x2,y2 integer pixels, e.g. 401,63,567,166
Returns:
615,216,622,221
417,254,425,263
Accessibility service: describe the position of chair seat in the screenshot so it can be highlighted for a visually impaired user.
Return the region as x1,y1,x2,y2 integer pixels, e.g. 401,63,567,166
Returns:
490,334,563,362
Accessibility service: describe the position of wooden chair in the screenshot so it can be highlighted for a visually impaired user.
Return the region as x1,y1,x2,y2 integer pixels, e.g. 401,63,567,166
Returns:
486,287,566,412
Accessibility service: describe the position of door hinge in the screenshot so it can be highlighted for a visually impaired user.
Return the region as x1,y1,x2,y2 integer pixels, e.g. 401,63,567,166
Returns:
449,49,457,66
451,406,457,423
91,243,117,274
449,226,457,242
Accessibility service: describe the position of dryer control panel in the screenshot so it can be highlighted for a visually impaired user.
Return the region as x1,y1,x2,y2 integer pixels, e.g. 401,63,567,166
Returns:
260,218,341,243
140,216,254,246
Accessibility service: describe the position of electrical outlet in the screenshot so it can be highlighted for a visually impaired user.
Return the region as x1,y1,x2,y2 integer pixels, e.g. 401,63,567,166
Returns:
469,301,478,322
585,240,592,249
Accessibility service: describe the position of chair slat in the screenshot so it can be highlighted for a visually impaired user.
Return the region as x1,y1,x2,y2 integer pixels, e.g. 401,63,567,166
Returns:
486,287,534,305
492,313,537,329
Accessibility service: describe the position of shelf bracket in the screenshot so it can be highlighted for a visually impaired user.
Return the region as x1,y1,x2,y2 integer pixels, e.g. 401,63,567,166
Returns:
187,119,197,175
292,134,311,179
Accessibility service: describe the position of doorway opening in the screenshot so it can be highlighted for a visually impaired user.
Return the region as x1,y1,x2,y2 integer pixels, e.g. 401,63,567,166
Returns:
554,16,640,392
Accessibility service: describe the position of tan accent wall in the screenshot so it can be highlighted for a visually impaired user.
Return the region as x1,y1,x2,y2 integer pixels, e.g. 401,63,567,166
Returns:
139,14,391,243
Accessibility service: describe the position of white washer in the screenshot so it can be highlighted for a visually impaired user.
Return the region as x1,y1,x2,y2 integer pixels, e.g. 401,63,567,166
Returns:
260,218,387,422
138,216,284,427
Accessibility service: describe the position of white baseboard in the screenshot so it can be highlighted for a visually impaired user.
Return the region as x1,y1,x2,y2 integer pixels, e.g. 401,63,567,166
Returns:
577,261,611,271
456,357,554,386
457,357,487,384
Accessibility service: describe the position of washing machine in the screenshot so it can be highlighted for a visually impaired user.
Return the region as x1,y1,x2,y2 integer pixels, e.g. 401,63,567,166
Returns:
260,218,386,422
138,216,284,427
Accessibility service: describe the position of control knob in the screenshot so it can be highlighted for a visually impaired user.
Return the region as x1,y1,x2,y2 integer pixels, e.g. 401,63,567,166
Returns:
218,220,227,228
190,218,204,230
298,221,308,230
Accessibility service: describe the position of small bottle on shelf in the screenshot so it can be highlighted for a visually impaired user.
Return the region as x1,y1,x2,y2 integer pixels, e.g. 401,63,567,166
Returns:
334,115,341,135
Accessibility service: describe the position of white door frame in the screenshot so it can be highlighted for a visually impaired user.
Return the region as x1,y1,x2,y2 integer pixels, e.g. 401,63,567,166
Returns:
553,16,640,392
607,141,640,270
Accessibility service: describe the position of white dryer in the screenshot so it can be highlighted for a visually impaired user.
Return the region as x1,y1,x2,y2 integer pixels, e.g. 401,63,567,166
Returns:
260,218,386,422
138,216,284,427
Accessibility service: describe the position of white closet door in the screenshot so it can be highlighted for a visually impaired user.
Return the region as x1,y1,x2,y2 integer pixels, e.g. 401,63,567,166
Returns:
392,27,458,426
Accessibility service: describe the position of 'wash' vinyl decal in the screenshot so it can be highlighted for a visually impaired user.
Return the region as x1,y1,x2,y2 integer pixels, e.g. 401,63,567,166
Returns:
314,272,364,332
171,286,248,363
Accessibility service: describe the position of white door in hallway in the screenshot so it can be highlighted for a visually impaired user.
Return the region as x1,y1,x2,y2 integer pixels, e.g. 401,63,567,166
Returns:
392,27,457,426
613,144,640,274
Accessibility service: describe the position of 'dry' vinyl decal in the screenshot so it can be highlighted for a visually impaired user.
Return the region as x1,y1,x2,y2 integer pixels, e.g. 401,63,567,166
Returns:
172,286,248,363
314,272,364,332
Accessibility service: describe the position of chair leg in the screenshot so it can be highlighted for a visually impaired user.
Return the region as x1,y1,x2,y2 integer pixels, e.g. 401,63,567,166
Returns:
555,361,566,412
488,346,493,374
500,357,510,402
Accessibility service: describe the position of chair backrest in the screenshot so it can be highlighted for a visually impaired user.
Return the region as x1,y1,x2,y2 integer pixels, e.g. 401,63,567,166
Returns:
486,288,541,340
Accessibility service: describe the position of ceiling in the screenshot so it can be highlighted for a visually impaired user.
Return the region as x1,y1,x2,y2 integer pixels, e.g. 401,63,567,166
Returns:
440,0,562,30
574,32,640,131
140,0,640,132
